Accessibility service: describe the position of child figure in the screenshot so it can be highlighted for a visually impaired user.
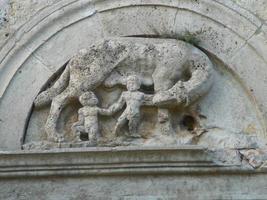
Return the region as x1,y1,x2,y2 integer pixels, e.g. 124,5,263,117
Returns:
71,91,110,143
108,75,153,138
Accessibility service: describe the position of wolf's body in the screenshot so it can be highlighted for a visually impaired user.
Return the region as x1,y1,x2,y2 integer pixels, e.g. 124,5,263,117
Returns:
34,38,213,142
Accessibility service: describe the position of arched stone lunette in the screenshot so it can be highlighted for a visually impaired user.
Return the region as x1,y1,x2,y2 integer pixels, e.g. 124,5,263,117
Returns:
0,0,266,150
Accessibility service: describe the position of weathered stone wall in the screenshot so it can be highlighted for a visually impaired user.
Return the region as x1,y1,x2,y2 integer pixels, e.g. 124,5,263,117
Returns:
2,174,267,200
1,0,267,49
0,0,61,47
1,0,267,199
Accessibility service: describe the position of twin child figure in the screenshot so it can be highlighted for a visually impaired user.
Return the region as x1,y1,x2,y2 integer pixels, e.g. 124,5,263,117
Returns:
72,75,152,143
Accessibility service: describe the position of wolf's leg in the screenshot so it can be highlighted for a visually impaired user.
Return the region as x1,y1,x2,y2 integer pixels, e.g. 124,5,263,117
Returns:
152,67,175,136
45,89,76,142
34,66,70,107
71,124,85,142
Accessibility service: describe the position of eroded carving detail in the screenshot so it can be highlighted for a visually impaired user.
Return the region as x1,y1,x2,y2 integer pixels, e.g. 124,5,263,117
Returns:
108,75,153,138
30,38,214,147
71,91,109,144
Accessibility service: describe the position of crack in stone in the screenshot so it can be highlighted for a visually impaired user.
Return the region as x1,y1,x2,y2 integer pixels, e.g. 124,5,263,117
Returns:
28,48,54,73
230,22,264,60
172,9,179,34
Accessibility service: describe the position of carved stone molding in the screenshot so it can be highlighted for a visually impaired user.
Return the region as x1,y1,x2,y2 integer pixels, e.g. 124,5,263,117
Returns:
0,146,265,178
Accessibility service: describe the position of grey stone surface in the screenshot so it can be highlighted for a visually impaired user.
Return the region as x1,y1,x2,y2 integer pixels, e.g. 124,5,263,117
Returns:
230,0,267,23
0,0,8,27
2,174,267,200
0,147,266,199
30,38,214,146
0,0,267,199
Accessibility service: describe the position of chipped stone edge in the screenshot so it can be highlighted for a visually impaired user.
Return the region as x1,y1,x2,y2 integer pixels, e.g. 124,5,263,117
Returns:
0,146,265,178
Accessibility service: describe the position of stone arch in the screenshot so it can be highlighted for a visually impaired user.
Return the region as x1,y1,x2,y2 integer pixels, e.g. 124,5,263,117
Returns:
0,0,266,150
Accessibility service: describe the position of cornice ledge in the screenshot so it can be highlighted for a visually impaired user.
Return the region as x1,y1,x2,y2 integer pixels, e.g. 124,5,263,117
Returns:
0,146,264,178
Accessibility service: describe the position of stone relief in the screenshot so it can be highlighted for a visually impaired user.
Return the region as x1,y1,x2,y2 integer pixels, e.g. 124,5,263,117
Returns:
23,38,263,150
71,91,108,144
2,2,267,198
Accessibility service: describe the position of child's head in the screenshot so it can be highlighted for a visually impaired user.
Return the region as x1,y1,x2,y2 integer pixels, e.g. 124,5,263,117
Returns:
126,75,141,91
79,91,98,106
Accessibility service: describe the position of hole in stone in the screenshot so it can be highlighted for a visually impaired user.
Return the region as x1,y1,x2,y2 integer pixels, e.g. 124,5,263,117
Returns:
80,132,88,141
140,84,155,94
182,115,197,131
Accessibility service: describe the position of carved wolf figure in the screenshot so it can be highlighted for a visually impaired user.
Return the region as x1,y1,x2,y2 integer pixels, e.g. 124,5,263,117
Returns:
34,38,214,142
